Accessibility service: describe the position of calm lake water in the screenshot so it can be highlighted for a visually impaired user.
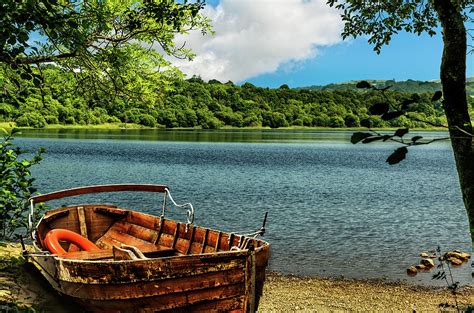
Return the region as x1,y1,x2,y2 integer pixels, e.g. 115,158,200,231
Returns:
15,129,472,286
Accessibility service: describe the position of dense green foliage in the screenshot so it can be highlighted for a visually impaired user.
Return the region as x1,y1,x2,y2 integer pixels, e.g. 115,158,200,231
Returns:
0,0,210,118
0,129,44,241
2,66,473,129
304,78,474,96
0,0,209,67
0,0,212,242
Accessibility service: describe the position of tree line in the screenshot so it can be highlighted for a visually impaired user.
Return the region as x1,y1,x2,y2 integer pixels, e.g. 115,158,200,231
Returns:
1,65,472,129
304,79,474,95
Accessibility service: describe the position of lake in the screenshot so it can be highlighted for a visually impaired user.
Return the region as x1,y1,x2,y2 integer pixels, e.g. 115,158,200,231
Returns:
14,129,472,286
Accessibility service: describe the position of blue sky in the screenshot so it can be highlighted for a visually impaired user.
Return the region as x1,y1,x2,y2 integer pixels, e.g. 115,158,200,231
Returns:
248,32,445,88
171,0,465,88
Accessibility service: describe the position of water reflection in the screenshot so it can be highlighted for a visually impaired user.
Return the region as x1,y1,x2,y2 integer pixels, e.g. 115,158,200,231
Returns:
16,128,450,144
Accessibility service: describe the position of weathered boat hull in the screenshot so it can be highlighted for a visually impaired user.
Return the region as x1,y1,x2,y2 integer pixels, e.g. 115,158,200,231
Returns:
31,250,269,312
29,198,269,312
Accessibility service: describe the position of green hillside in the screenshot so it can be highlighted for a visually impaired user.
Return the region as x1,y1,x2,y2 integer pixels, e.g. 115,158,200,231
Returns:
303,79,474,96
1,65,473,129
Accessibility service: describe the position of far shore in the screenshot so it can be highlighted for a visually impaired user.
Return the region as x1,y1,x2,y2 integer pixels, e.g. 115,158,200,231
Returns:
0,121,449,132
1,243,472,312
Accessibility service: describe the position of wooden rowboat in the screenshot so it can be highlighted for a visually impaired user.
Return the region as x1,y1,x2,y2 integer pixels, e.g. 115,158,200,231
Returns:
24,184,270,312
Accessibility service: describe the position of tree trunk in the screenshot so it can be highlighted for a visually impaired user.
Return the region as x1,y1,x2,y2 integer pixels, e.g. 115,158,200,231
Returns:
434,0,474,248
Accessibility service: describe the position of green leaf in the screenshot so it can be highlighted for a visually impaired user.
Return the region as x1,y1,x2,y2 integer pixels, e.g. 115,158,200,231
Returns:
394,128,409,137
431,91,442,102
369,102,389,115
7,36,16,45
400,99,417,110
351,132,372,144
25,21,35,31
386,147,408,165
362,136,384,143
18,31,29,43
67,20,78,28
356,81,372,89
33,77,42,87
11,77,21,88
381,111,404,121
20,72,32,80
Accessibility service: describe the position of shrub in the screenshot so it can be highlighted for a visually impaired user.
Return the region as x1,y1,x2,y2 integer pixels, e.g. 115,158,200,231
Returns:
344,114,360,127
0,103,14,120
329,116,346,128
139,114,157,127
44,115,59,125
312,114,330,127
293,118,304,126
16,112,46,128
197,109,223,129
89,115,101,125
157,109,178,128
360,116,385,128
107,116,121,123
202,116,223,129
124,109,141,124
243,114,262,127
65,116,75,124
262,112,288,128
183,109,198,127
301,115,313,126
1,129,44,240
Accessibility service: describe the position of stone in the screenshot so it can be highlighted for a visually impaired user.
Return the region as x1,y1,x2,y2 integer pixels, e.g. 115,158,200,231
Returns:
420,258,435,268
407,266,417,277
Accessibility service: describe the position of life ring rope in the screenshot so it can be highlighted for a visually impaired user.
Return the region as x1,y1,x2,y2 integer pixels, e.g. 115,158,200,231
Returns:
44,229,100,256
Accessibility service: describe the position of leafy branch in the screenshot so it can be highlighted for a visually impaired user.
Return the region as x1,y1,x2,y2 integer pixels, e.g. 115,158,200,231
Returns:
351,81,470,164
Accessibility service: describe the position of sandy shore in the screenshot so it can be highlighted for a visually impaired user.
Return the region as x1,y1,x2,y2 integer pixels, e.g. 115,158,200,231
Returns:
1,244,473,312
259,272,473,312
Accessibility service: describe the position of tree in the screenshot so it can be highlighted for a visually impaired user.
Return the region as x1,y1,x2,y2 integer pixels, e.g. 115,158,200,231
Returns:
0,0,210,101
327,1,474,245
0,1,210,237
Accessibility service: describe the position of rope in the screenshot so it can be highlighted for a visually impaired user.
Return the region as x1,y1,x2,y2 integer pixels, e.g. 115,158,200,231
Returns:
241,229,265,238
164,188,194,225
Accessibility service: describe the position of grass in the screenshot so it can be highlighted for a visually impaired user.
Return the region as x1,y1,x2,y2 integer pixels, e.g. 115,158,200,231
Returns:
0,121,448,132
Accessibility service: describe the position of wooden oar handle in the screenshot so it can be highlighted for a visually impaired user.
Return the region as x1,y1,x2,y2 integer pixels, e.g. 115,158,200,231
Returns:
29,184,169,204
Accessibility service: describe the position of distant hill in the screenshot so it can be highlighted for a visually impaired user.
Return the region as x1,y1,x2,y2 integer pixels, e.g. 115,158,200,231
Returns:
302,79,474,96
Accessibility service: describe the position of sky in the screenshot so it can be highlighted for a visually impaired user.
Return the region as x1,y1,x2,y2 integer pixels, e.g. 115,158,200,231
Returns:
169,0,470,88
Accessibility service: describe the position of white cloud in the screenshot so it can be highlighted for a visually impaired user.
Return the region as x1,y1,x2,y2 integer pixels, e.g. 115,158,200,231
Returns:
170,0,343,82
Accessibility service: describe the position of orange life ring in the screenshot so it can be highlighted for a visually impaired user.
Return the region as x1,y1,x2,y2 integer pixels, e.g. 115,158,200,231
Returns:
44,229,100,256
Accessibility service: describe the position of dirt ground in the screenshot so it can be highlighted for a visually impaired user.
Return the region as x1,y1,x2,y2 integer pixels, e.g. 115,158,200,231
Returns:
1,243,473,312
259,272,474,312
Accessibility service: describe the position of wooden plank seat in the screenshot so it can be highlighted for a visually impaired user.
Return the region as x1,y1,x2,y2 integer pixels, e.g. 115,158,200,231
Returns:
63,244,176,260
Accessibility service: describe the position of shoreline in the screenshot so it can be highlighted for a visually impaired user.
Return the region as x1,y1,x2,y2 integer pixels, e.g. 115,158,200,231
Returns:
1,121,449,132
260,272,474,312
1,244,472,312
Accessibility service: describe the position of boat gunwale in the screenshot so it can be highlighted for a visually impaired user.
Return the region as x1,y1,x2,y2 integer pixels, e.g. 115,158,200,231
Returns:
33,205,269,264
31,244,269,264
29,184,170,204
